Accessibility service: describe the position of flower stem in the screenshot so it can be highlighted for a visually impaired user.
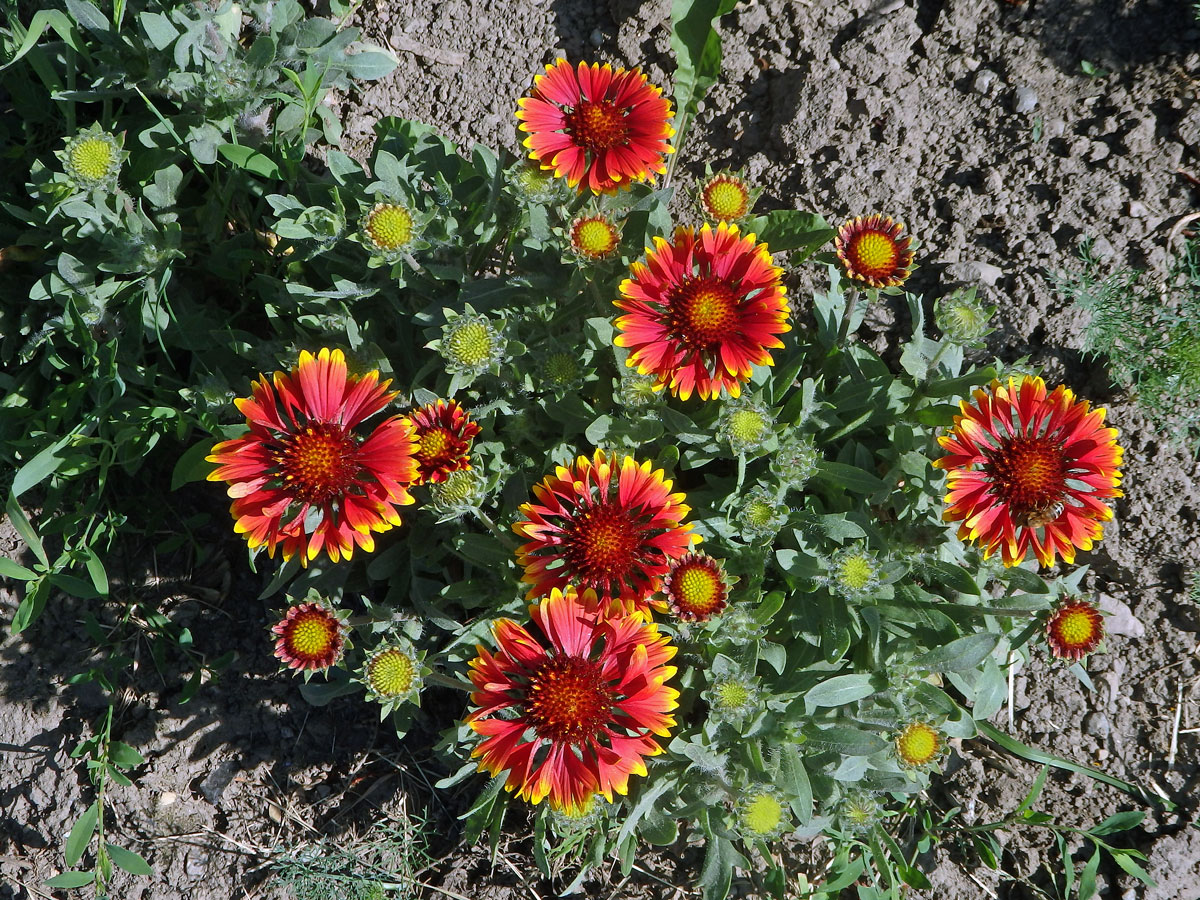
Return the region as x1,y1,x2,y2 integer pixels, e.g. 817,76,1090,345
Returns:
474,508,518,550
427,670,474,693
837,287,860,345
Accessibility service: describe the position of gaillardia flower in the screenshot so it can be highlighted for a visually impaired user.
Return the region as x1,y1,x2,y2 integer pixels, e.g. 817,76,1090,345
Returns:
1045,598,1105,661
517,59,674,194
63,124,124,191
737,787,788,840
835,214,914,289
615,222,790,400
360,202,415,258
699,171,754,222
207,348,418,565
570,214,621,260
514,450,699,611
273,601,347,672
718,398,774,454
362,641,423,704
707,673,759,721
437,311,506,378
933,376,1124,567
736,485,789,542
895,721,942,768
823,544,883,600
664,553,729,621
408,398,481,485
467,586,679,814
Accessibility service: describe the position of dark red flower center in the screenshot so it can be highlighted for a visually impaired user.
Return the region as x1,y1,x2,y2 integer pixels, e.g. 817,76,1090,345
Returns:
565,100,630,152
562,501,647,583
277,423,360,504
983,435,1067,515
668,276,741,349
417,426,455,466
527,654,614,744
669,559,727,621
281,608,341,665
847,229,900,280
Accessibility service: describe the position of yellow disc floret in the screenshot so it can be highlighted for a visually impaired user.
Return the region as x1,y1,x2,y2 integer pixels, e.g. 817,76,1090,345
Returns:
363,203,414,252
895,721,941,768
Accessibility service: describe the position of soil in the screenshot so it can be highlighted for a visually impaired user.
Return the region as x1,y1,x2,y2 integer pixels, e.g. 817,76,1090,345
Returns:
4,0,1200,898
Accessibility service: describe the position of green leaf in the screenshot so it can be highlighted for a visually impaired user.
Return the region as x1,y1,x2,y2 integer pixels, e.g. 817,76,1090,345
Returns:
171,438,217,490
6,495,48,568
1091,810,1145,835
64,802,99,866
44,871,95,889
923,559,981,595
0,10,85,71
65,0,109,33
1109,850,1155,886
669,0,739,151
804,725,887,756
1078,846,1101,900
346,49,399,80
0,558,37,581
815,460,885,495
912,632,1001,673
699,834,746,900
218,144,281,179
105,843,153,876
778,744,812,824
107,741,144,770
972,657,1006,720
138,11,179,50
12,578,50,633
978,721,1172,809
804,674,878,712
744,210,835,258
12,431,74,497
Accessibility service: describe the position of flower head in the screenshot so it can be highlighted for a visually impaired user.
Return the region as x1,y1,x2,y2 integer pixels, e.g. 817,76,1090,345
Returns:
737,787,788,840
718,399,774,454
736,486,789,542
428,468,486,518
1044,598,1105,661
823,545,882,600
542,351,584,392
895,721,942,768
207,348,418,565
838,791,882,834
273,600,347,672
935,287,995,346
438,312,506,378
618,371,662,408
615,222,790,400
511,160,562,203
570,214,621,260
772,436,820,490
835,215,914,289
699,171,755,222
664,553,729,621
513,450,699,612
360,202,416,259
467,585,679,814
408,399,481,485
63,124,123,191
362,641,423,705
517,59,674,194
933,376,1124,567
707,672,759,721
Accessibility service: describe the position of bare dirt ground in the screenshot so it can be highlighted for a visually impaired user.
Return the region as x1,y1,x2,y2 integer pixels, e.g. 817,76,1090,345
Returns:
4,0,1200,898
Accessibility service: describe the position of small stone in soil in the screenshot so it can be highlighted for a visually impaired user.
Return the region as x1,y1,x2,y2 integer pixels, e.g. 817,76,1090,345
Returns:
1083,711,1111,740
1097,594,1145,637
1013,86,1038,114
974,69,998,95
199,758,240,805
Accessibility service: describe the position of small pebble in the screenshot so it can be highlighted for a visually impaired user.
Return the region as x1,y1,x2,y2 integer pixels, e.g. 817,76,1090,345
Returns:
974,69,998,95
1087,140,1110,162
1097,594,1145,637
1089,236,1116,260
1128,200,1148,217
1013,86,1039,114
1083,711,1110,740
185,850,210,878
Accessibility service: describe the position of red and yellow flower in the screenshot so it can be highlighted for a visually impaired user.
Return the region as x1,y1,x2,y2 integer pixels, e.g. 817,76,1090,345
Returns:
467,585,678,813
933,376,1123,568
614,222,790,400
513,450,699,611
207,348,418,565
1045,598,1105,661
517,59,674,194
835,215,914,288
273,601,347,672
409,398,481,485
699,171,753,222
570,213,621,260
663,553,729,621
